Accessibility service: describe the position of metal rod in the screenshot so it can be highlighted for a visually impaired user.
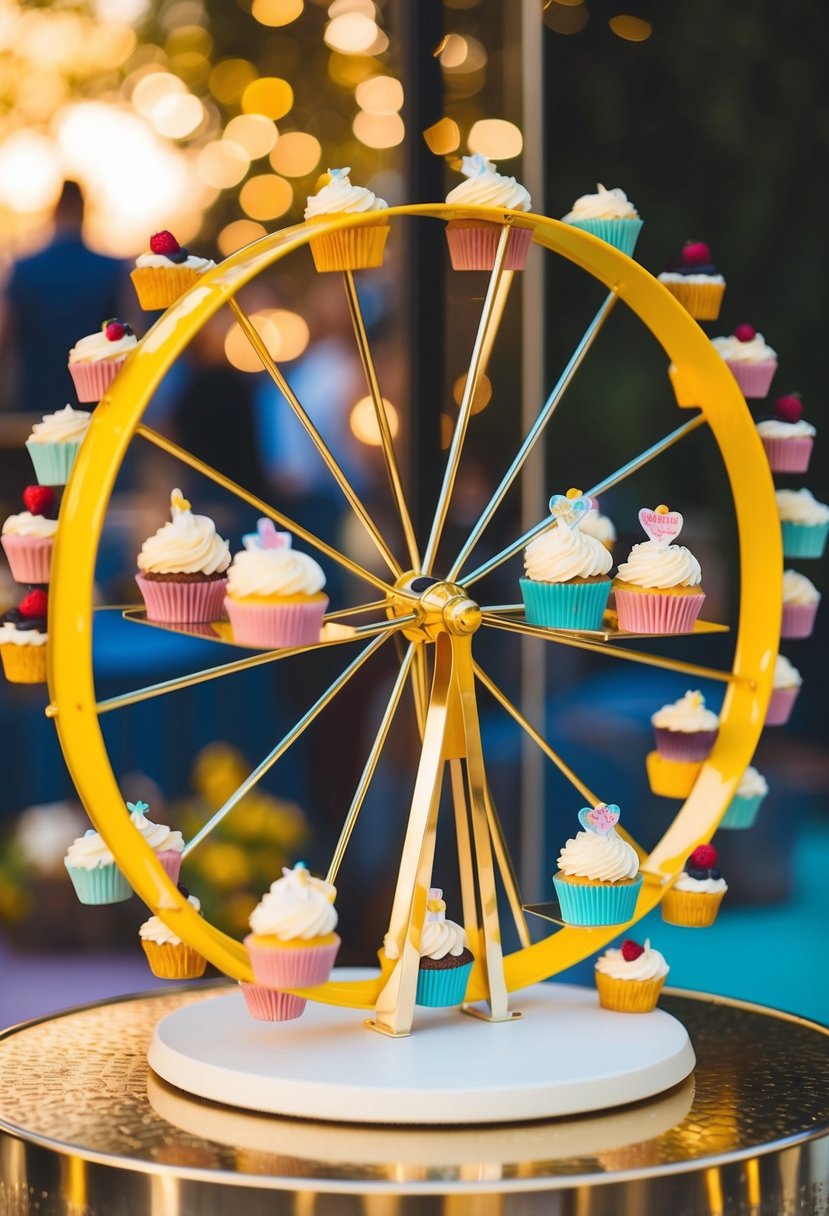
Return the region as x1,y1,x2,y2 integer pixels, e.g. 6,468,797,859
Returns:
326,644,415,885
342,270,420,572
227,296,401,578
461,414,706,588
324,599,389,621
447,291,617,581
483,782,532,949
183,631,391,858
421,223,513,575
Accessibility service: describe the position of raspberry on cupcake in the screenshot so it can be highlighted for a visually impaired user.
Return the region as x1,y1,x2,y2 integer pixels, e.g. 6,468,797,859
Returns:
0,588,49,684
651,690,719,763
594,937,669,1013
135,489,230,624
711,324,777,398
662,844,727,927
131,230,216,311
444,153,533,270
757,394,815,474
68,319,137,403
304,168,389,272
561,183,643,255
613,505,705,635
2,485,58,584
657,240,726,320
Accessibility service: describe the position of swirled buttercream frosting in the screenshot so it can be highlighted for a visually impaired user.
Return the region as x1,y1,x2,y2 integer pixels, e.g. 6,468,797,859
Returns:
580,507,616,546
615,540,701,589
776,488,829,525
69,329,137,364
64,828,115,870
563,184,638,221
651,690,719,733
140,896,200,946
712,332,776,363
27,405,90,446
735,766,768,799
129,806,184,853
2,511,58,538
226,534,326,598
137,489,230,576
249,862,338,940
445,153,531,211
783,570,820,605
557,830,639,882
757,417,815,439
304,168,388,219
595,939,668,982
524,524,612,582
136,252,215,270
773,653,802,688
674,872,727,894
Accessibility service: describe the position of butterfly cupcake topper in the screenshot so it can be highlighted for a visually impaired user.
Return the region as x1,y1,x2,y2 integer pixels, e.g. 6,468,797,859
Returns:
638,504,683,548
578,802,621,835
549,487,593,530
243,518,292,552
127,800,150,816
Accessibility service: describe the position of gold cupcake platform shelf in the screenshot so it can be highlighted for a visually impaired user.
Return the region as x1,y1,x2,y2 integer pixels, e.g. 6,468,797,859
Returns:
120,606,382,649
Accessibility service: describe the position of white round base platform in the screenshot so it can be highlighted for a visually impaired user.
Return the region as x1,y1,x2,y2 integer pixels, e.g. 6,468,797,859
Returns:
148,978,695,1125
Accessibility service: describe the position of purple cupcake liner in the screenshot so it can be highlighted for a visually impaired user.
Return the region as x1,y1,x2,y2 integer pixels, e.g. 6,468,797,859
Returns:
765,685,800,726
156,850,182,884
445,224,533,271
781,601,819,639
240,982,306,1022
614,589,705,635
135,574,227,624
653,727,718,763
725,359,777,399
760,436,813,473
224,596,328,648
68,357,127,403
244,933,341,990
1,534,53,584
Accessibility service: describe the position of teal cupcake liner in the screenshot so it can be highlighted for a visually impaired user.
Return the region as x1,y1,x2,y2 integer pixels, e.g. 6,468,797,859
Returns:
26,440,83,487
553,874,643,926
65,860,132,905
415,960,473,1007
565,217,643,256
720,792,765,830
781,521,829,559
520,578,612,632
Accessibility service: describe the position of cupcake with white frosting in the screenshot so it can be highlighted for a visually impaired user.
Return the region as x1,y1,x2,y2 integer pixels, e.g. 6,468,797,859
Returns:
776,488,829,559
64,824,132,905
554,802,642,926
225,518,328,649
711,323,777,398
651,690,719,763
595,938,669,1013
766,653,802,726
136,489,230,624
140,886,207,979
128,800,184,884
561,183,643,255
613,504,705,634
721,765,768,830
131,230,215,311
68,318,138,403
520,491,613,631
781,569,821,639
2,485,58,583
304,167,389,272
579,500,616,552
25,404,91,486
445,153,533,270
383,887,474,1008
0,588,49,684
757,394,815,473
662,843,727,927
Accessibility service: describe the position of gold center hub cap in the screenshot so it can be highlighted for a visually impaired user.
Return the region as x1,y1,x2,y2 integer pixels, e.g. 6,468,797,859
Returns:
389,574,482,641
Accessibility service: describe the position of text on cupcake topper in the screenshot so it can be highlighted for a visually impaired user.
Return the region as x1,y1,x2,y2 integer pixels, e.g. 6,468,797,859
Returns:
639,505,683,547
578,803,621,835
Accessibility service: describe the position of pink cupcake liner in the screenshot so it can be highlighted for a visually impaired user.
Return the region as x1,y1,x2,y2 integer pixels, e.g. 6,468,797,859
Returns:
614,589,705,635
765,685,800,726
445,225,533,271
224,596,328,649
240,982,306,1022
1,534,53,584
725,359,777,399
156,850,182,884
654,727,718,762
68,357,127,403
760,436,813,473
244,933,340,990
781,601,819,639
135,573,227,624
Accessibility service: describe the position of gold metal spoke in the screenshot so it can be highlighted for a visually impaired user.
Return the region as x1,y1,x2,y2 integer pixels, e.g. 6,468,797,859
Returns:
324,599,389,621
227,296,402,578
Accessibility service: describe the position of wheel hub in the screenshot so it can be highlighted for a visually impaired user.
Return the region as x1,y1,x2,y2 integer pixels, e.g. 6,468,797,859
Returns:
388,573,481,642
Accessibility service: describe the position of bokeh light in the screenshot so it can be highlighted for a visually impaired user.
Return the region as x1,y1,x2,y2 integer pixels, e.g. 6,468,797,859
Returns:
543,2,590,34
468,118,523,160
197,139,251,188
261,309,310,360
242,77,294,120
131,71,185,119
355,74,403,114
0,132,62,213
239,173,293,220
251,0,304,26
224,114,278,159
328,0,376,15
350,396,400,447
225,309,309,371
423,117,461,155
453,372,492,415
209,58,257,104
218,219,267,256
324,13,388,55
328,51,380,86
151,92,205,139
609,15,653,41
269,132,322,177
438,34,487,72
353,111,405,149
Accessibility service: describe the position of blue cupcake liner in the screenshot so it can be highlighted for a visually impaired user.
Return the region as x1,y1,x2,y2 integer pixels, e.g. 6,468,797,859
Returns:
781,521,828,559
565,217,643,256
553,874,643,926
26,440,83,487
520,578,612,632
720,792,766,830
65,860,132,905
415,960,473,1007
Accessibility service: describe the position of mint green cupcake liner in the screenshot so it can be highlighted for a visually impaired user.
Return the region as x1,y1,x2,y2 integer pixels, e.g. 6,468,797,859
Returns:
64,860,132,905
26,440,83,487
416,960,473,1007
553,874,643,926
520,578,612,631
565,217,643,256
720,792,765,830
781,521,828,559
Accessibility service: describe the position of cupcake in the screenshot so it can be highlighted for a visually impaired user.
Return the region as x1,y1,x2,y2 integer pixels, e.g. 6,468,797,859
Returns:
579,499,616,552
711,324,777,398
1,486,58,584
68,319,137,403
662,844,727,927
781,569,821,639
383,887,474,1007
140,886,207,979
444,153,533,270
304,168,389,272
239,980,306,1022
613,505,705,634
131,230,215,310
244,862,340,1022
128,800,184,884
25,404,91,486
657,241,725,320
553,802,642,926
0,589,48,684
651,690,719,763
766,653,802,726
224,519,328,648
136,489,230,624
561,183,643,255
721,765,768,830
64,824,132,905
757,394,815,474
776,488,829,559
594,938,669,1013
520,491,613,631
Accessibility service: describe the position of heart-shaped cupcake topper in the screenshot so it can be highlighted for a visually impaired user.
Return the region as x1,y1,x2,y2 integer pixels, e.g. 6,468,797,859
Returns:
578,803,621,835
426,886,447,920
639,504,683,548
549,487,592,530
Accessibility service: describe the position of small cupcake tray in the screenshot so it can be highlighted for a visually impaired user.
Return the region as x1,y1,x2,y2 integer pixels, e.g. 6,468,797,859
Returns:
484,604,729,642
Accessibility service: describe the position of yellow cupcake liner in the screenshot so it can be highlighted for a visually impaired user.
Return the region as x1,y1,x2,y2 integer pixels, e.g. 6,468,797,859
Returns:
595,972,665,1013
0,643,47,684
661,278,725,321
141,939,207,979
308,222,390,272
130,266,202,311
662,887,725,928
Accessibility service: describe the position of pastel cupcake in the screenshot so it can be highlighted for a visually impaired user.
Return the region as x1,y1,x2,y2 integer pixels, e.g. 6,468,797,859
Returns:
244,862,340,1022
444,153,533,270
757,394,815,474
613,505,705,634
25,404,91,486
136,489,230,623
662,844,727,927
553,802,642,926
721,766,768,830
657,241,725,320
776,488,829,559
140,886,207,979
520,491,613,631
68,319,137,403
1,486,58,584
766,653,802,726
304,168,389,272
711,324,777,398
0,589,48,684
594,938,669,1013
579,499,616,552
131,230,215,310
781,569,821,639
224,519,328,648
561,183,643,255
64,824,132,905
128,800,184,884
651,690,719,763
383,887,474,1007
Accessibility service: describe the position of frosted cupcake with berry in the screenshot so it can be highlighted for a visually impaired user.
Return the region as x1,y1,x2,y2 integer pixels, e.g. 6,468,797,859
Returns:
383,887,474,1008
445,153,532,270
562,183,643,255
662,844,727,927
711,324,777,398
657,241,725,320
304,168,389,272
225,519,328,648
68,319,137,403
782,570,821,639
613,505,705,634
776,488,829,559
64,823,131,905
140,886,207,979
721,766,768,830
651,690,719,763
554,802,642,926
520,491,613,631
25,404,91,486
595,938,669,1013
131,230,215,310
757,393,815,473
2,486,58,584
0,589,48,684
128,800,184,884
766,653,802,726
579,499,616,552
136,489,230,624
